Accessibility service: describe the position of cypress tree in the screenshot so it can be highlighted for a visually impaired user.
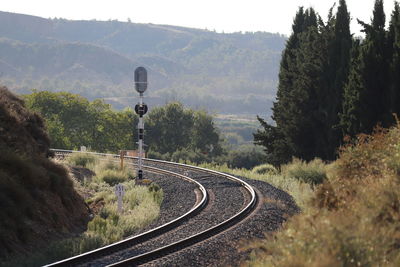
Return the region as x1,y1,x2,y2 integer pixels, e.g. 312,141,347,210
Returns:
328,0,352,156
341,0,389,136
314,0,352,160
289,23,324,160
388,2,400,116
340,40,363,136
254,7,318,165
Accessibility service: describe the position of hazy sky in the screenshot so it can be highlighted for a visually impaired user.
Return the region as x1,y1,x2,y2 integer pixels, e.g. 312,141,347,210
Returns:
1,0,397,36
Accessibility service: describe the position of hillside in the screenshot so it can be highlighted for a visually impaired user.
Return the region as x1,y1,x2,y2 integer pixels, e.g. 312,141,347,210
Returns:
0,11,285,115
0,86,89,259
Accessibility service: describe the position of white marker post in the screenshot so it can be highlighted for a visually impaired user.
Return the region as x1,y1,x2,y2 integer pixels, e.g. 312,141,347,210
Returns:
115,183,125,214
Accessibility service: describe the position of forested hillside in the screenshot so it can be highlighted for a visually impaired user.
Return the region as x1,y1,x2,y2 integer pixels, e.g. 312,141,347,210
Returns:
0,11,285,115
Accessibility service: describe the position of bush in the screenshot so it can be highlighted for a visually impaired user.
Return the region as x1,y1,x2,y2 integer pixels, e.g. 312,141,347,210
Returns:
252,164,278,175
96,169,127,186
94,157,120,172
67,153,97,168
147,150,170,161
281,158,327,186
245,125,400,267
223,145,266,169
171,148,209,164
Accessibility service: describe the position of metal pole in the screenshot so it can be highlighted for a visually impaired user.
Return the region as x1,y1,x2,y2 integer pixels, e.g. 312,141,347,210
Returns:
134,66,148,180
138,92,144,179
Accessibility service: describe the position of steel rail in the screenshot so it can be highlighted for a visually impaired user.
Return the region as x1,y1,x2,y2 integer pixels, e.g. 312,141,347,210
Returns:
108,157,257,266
46,150,208,267
49,149,257,266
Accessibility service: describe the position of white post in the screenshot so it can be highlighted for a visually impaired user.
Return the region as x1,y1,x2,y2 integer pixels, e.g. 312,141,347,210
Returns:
115,184,125,214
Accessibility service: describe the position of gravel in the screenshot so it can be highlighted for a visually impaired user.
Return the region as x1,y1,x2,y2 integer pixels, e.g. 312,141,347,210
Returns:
83,162,250,267
143,176,299,267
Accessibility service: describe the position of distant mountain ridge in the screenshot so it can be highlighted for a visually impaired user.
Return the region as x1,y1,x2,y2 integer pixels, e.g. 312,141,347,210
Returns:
0,11,286,114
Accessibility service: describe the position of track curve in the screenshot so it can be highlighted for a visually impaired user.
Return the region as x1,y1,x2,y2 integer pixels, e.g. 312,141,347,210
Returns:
48,150,257,266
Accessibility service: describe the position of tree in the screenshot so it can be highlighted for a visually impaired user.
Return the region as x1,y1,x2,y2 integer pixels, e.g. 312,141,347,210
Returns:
191,110,222,156
145,102,194,154
256,2,353,165
340,40,364,136
341,0,390,136
388,2,400,116
324,0,352,158
145,102,222,157
255,7,319,165
24,91,138,152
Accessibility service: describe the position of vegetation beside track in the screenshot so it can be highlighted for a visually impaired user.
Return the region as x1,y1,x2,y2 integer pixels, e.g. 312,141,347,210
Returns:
0,86,89,266
3,153,163,266
244,125,400,266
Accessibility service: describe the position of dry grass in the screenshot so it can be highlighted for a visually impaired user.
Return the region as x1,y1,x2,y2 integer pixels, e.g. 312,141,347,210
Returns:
196,162,313,209
244,125,400,266
4,154,163,266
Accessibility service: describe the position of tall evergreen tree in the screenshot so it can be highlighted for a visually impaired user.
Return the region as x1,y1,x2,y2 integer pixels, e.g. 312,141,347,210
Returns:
340,40,363,136
254,7,318,165
314,0,352,160
341,0,390,136
256,3,352,165
388,2,400,116
328,0,352,155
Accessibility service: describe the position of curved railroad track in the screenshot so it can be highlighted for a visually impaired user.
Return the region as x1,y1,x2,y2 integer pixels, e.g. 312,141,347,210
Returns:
47,150,257,266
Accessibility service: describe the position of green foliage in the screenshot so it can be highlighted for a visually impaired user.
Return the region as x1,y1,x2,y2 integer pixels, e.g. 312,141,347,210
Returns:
281,158,327,186
6,154,163,266
67,153,97,167
96,169,127,186
0,87,88,260
256,0,400,166
24,90,138,152
340,0,400,138
246,123,400,267
252,164,278,175
147,150,171,161
146,102,223,158
171,148,209,164
223,145,266,169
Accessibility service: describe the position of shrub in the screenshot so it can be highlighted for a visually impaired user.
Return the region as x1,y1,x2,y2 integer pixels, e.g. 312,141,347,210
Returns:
171,148,209,164
147,150,170,161
245,125,400,266
252,164,278,175
96,169,127,186
223,146,266,169
67,153,97,168
94,157,120,172
281,158,327,186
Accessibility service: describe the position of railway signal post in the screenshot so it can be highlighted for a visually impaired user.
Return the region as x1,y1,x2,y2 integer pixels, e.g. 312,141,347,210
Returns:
134,67,148,180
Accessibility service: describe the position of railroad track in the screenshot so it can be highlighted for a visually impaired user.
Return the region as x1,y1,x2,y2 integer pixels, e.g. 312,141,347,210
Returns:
48,149,257,266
